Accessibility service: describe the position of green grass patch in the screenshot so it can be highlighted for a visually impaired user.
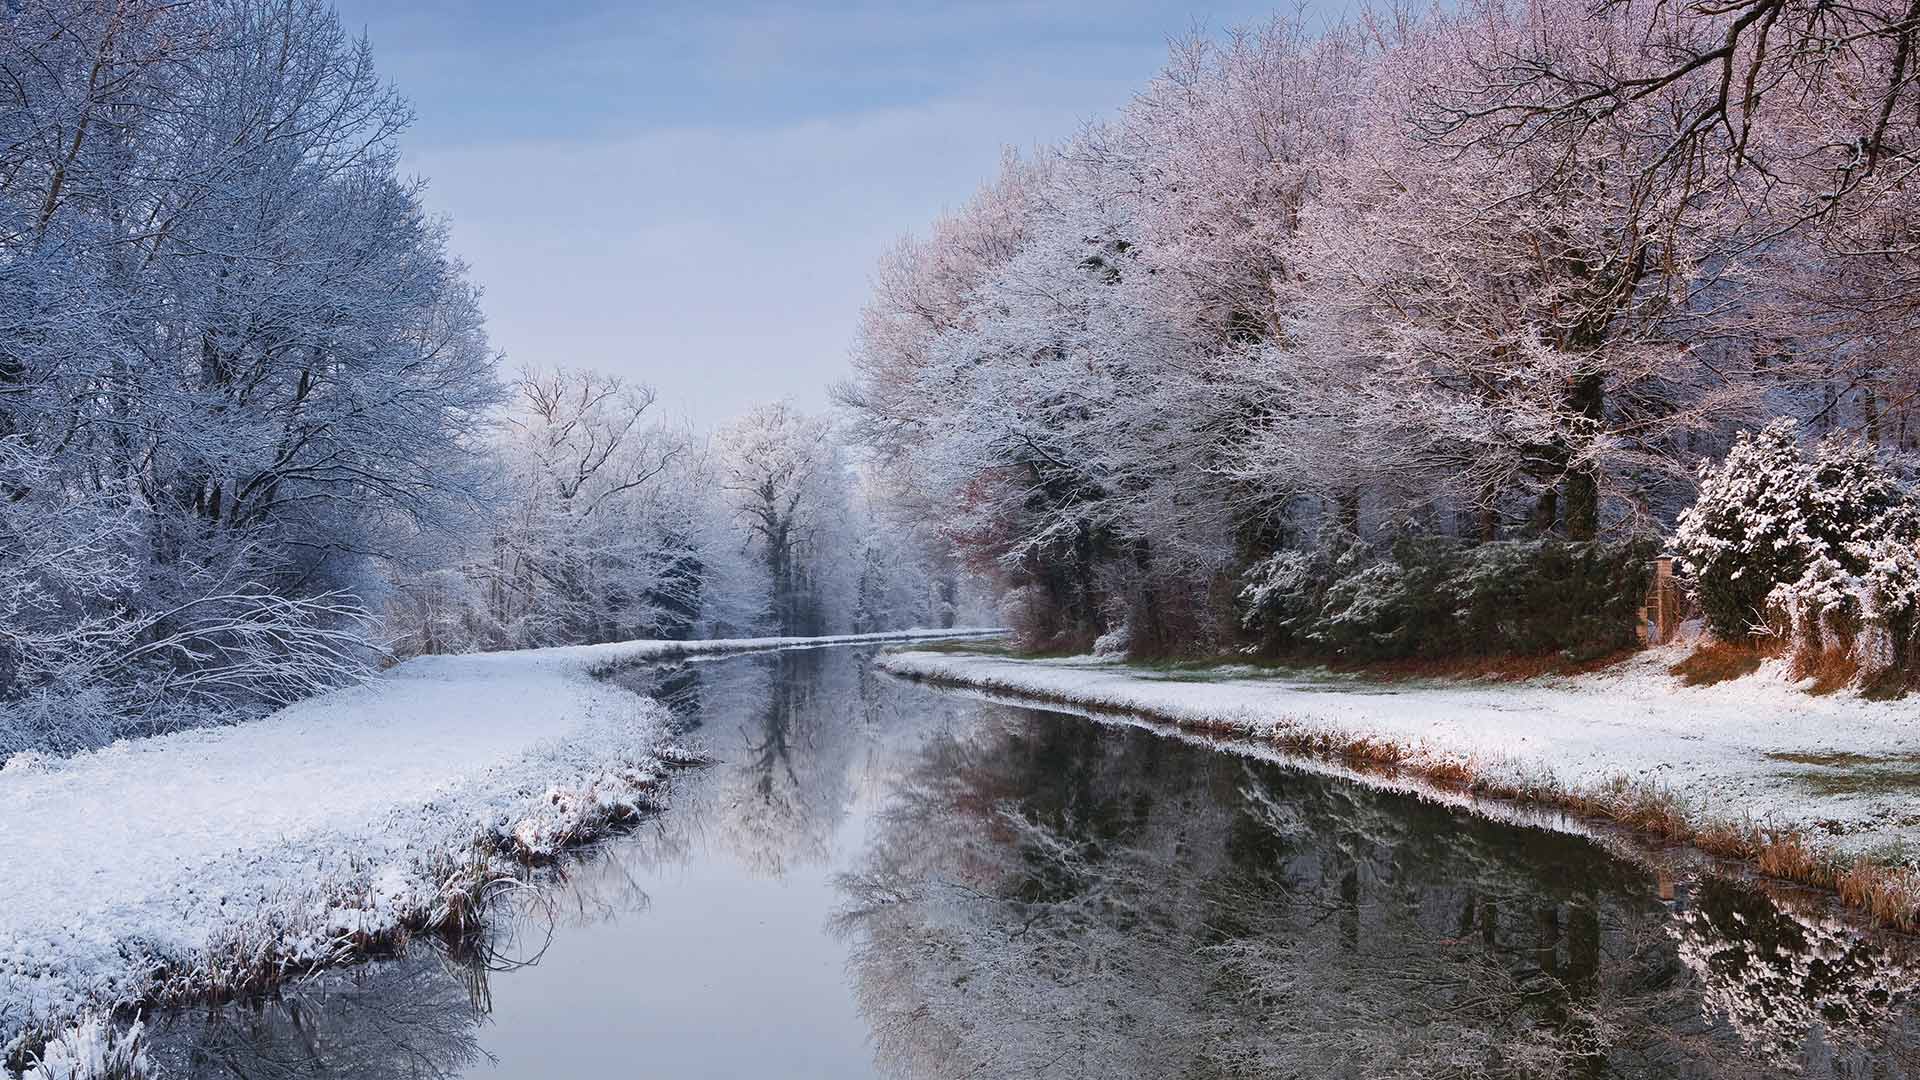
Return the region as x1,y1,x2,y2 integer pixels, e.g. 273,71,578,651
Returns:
1767,751,1920,796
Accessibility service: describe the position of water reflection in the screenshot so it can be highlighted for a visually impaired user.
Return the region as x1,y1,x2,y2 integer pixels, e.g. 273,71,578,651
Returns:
143,841,661,1079
833,706,1920,1078
147,940,488,1078
143,646,1919,1079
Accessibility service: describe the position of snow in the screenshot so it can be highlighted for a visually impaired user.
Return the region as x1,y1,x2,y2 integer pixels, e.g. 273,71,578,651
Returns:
878,646,1920,865
0,629,1000,1050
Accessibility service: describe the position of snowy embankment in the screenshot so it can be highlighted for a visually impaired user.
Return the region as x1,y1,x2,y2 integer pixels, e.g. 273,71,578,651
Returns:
0,629,999,1063
879,648,1920,903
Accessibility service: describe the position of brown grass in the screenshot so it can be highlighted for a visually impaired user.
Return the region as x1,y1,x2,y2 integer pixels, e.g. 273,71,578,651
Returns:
1790,645,1863,695
1453,768,1917,931
1669,638,1781,685
1837,860,1920,926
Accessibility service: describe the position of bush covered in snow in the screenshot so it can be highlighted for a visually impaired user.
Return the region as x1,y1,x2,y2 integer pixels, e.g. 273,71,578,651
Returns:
1091,622,1133,658
1673,420,1920,683
1240,533,1652,662
1674,420,1918,640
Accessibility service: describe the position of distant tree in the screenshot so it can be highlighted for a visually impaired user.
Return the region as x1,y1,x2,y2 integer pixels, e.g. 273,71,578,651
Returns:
717,402,846,636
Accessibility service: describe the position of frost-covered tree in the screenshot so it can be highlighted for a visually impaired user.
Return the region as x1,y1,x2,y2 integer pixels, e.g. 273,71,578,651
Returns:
484,365,684,646
0,0,499,752
385,372,784,656
842,0,1916,662
716,402,850,636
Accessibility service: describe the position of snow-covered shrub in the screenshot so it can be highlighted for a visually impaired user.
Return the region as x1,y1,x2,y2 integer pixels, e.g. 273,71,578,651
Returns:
1768,535,1920,684
1237,531,1372,653
1091,622,1132,658
1769,553,1855,657
1311,544,1450,660
1847,537,1920,678
19,1016,150,1080
1674,420,1917,641
1673,419,1920,686
1238,550,1317,632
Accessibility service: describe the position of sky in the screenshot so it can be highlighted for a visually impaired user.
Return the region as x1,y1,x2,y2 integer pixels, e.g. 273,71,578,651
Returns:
326,0,1289,425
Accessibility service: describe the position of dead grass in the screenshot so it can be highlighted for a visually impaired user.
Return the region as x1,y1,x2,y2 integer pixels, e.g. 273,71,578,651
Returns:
1790,645,1863,695
1442,764,1918,931
1142,648,1642,683
1768,750,1886,767
1838,860,1920,927
1669,638,1781,686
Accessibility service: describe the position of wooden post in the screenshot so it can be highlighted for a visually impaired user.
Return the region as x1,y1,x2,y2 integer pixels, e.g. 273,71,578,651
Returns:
1638,556,1681,645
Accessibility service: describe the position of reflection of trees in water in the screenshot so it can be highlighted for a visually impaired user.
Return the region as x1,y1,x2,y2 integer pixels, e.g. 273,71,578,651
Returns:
140,648,935,1077
143,658,1920,1079
834,708,1920,1080
613,660,708,733
617,647,982,882
145,946,489,1079
1673,878,1920,1071
142,836,673,1079
705,649,867,877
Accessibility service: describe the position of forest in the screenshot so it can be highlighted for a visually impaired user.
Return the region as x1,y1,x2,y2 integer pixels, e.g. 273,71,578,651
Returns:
839,0,1920,680
7,0,1920,755
0,0,969,756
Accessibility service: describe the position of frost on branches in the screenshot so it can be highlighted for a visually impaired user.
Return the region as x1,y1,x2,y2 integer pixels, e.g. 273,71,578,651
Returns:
1,1,974,754
0,1,498,754
838,0,1920,663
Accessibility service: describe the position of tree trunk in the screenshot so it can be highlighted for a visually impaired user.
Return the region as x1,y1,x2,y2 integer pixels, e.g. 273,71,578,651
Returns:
1563,371,1605,541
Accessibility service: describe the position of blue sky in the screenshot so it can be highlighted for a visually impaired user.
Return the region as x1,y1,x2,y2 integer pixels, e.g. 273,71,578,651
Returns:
330,1,1294,423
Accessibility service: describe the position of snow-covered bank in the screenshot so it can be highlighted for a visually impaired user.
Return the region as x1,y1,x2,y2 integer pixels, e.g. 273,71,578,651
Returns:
878,648,1920,904
0,629,999,1063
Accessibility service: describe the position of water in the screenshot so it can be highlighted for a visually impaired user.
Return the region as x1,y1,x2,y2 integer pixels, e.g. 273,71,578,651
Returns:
147,644,1920,1078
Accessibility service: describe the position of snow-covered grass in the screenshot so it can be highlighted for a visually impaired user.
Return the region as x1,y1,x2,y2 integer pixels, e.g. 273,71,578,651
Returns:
0,628,1001,1069
15,1015,148,1080
879,644,1920,926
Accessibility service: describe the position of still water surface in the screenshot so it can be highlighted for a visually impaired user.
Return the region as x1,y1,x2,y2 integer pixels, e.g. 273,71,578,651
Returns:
149,644,1920,1078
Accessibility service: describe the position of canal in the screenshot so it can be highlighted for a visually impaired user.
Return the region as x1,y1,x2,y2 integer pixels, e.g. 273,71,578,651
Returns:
147,643,1920,1078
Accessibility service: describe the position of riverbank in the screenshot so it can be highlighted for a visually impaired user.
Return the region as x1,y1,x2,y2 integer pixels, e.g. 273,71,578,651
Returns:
878,644,1920,929
0,629,1000,1070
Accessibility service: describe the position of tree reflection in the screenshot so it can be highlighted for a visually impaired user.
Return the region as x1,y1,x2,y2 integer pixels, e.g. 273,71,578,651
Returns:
146,946,490,1080
705,649,865,877
834,707,1920,1079
141,835,673,1079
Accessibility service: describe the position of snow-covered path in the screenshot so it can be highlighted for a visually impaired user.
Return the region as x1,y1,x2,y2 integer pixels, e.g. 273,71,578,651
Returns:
0,629,997,1044
878,648,1920,862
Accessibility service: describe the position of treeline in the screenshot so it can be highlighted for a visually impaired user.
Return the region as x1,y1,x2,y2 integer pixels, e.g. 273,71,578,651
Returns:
382,379,971,661
0,0,965,755
839,0,1920,663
